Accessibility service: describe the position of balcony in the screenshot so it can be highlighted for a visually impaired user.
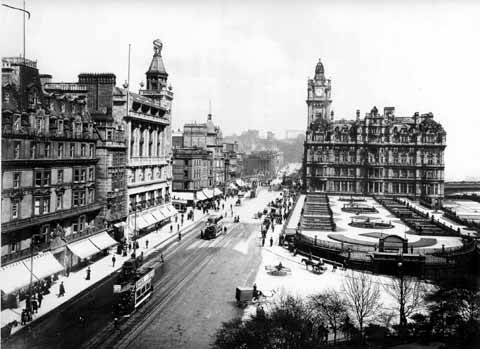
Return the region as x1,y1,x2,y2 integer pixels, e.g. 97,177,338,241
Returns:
1,202,103,233
2,127,96,141
126,110,170,125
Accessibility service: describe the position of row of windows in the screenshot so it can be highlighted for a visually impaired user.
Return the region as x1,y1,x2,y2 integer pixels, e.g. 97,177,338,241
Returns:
7,214,91,254
12,167,95,189
13,141,95,160
10,188,95,220
129,189,170,212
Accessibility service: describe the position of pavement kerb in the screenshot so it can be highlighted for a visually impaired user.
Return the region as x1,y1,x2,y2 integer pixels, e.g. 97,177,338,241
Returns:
6,214,209,340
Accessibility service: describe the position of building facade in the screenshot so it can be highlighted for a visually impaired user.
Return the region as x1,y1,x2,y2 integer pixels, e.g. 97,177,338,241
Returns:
303,59,446,206
76,73,129,238
172,147,212,192
1,57,106,274
183,113,224,187
122,39,175,238
244,150,282,179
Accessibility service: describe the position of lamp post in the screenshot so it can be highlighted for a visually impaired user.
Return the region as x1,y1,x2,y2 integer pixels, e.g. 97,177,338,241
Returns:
27,233,42,315
2,1,30,64
224,157,230,197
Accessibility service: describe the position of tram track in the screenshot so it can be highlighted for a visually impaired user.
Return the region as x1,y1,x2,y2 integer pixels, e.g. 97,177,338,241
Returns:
83,222,241,349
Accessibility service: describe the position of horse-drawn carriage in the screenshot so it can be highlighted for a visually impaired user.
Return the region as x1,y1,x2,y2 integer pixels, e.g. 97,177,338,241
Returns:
301,258,327,274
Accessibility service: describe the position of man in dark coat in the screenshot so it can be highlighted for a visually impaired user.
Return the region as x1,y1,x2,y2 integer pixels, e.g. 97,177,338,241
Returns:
59,281,65,297
37,292,43,308
86,266,91,280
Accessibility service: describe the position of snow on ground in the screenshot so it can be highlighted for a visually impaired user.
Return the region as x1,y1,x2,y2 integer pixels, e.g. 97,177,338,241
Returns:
246,204,434,326
302,196,463,249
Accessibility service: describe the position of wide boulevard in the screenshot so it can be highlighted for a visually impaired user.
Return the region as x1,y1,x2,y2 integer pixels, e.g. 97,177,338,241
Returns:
5,189,279,349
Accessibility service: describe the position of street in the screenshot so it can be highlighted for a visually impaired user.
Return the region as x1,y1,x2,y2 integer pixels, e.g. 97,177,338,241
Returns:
5,189,280,349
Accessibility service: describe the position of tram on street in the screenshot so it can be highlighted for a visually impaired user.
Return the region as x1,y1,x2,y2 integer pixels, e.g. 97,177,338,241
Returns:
204,215,224,239
113,259,155,317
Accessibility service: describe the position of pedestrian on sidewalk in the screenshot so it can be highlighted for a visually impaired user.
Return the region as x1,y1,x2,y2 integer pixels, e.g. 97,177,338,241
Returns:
112,255,116,267
161,253,164,263
37,292,43,308
32,298,38,314
177,223,180,232
270,236,273,247
21,309,28,325
170,224,173,233
59,281,65,297
128,242,132,252
86,266,91,281
175,215,178,223
262,237,265,247
178,232,182,241
145,239,149,249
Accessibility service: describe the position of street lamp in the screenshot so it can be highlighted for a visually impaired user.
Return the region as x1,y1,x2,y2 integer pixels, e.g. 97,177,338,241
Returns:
2,1,30,64
224,157,230,196
27,233,43,316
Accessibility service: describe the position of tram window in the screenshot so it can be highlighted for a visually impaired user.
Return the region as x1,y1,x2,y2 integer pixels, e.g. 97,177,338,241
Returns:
136,289,141,298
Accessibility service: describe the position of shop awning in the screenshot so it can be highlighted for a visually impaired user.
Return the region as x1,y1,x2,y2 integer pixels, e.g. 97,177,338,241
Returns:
25,252,64,281
213,188,223,196
173,191,195,201
151,208,166,221
67,239,101,259
142,213,157,227
135,215,150,230
166,204,178,216
196,191,208,201
160,206,172,219
89,231,118,251
0,261,37,295
203,188,214,199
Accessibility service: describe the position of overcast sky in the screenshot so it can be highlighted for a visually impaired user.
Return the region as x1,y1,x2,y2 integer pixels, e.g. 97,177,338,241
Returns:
1,0,480,180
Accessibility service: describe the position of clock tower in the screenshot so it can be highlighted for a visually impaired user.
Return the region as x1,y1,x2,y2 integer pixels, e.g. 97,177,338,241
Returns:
306,59,332,127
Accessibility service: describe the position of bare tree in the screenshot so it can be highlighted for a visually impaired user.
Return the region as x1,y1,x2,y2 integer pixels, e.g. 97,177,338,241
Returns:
309,289,348,344
343,271,382,338
383,275,425,332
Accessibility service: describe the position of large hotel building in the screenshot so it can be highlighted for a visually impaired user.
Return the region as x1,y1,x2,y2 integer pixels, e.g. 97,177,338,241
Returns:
303,60,446,207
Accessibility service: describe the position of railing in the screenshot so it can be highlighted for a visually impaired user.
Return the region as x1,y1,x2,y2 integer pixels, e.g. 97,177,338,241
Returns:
2,127,96,140
129,156,167,167
126,110,169,124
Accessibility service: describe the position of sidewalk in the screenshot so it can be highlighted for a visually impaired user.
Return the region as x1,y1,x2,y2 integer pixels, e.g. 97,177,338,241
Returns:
3,208,208,337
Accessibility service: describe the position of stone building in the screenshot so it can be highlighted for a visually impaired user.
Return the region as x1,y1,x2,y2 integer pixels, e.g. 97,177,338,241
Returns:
244,150,283,179
75,73,128,239
121,39,175,239
1,58,116,300
183,113,224,187
222,141,241,181
303,59,446,207
172,147,213,192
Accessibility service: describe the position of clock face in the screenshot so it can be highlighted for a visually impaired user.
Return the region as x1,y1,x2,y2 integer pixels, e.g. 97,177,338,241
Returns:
315,88,324,97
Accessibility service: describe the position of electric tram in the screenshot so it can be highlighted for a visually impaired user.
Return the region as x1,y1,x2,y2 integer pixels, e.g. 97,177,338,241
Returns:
113,258,155,317
204,215,224,239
